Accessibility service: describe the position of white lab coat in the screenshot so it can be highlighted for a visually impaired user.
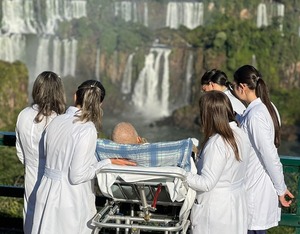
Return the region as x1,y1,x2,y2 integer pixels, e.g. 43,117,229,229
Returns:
15,105,57,234
186,122,250,234
31,106,111,234
224,89,246,117
240,98,286,230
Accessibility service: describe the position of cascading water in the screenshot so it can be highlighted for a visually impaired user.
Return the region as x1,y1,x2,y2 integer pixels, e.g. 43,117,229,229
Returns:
52,38,62,75
1,0,37,34
114,1,148,27
257,3,268,28
166,2,204,29
184,52,193,105
131,47,171,119
0,34,26,62
35,37,51,75
0,0,86,87
121,53,135,95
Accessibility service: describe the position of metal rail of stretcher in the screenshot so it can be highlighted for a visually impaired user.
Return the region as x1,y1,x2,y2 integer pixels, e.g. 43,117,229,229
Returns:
93,167,189,234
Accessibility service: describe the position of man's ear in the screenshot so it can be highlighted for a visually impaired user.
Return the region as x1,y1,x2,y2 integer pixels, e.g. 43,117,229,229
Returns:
137,136,142,144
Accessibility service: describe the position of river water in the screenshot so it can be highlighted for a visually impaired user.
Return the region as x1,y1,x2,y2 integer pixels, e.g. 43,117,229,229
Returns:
102,108,300,157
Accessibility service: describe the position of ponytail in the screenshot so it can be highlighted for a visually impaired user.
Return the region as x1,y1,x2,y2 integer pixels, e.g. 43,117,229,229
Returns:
74,80,106,131
234,65,281,147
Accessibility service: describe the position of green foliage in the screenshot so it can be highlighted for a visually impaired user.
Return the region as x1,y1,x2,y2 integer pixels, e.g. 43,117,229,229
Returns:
0,146,23,218
0,61,28,131
271,89,300,126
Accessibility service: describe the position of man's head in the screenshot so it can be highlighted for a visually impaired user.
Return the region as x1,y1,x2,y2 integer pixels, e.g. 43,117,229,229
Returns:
111,122,143,144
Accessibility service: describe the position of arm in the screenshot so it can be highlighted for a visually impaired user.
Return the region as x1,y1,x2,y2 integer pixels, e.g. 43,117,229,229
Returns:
69,125,136,185
186,137,227,192
15,120,24,164
247,113,286,196
69,125,111,185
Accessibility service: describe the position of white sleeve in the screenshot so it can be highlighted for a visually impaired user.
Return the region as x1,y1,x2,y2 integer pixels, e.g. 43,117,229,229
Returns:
186,137,227,192
247,113,286,196
15,117,24,164
69,126,111,185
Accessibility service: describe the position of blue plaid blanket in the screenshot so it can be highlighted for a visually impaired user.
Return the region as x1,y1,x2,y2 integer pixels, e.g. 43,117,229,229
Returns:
95,138,194,171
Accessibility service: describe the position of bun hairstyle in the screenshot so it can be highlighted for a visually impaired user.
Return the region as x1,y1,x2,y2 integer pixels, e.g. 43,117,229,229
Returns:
74,80,106,131
201,69,242,101
201,69,228,86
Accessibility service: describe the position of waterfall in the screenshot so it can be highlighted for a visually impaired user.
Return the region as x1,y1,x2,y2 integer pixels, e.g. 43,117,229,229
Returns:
72,1,87,19
62,38,78,77
95,48,101,81
277,3,284,32
0,34,26,62
132,47,171,118
0,0,84,83
161,50,171,116
35,37,51,77
166,2,204,29
184,52,193,105
121,53,135,94
114,1,148,26
1,0,37,34
144,2,149,27
257,3,268,27
52,37,62,75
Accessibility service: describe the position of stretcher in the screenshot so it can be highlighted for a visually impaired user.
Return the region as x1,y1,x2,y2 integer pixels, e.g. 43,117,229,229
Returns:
93,138,197,234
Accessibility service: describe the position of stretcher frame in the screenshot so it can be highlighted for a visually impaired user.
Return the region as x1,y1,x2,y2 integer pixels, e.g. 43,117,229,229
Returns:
92,166,191,234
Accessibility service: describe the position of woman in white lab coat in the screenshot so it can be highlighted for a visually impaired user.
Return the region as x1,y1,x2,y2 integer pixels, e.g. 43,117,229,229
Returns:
233,65,294,234
31,80,136,234
186,91,252,234
200,69,246,118
15,71,66,234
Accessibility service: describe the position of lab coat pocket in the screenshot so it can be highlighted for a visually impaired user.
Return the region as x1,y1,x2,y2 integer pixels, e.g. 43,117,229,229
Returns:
190,202,209,231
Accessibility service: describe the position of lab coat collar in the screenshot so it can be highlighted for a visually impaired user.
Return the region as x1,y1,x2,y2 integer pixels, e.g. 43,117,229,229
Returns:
66,106,80,115
243,98,261,116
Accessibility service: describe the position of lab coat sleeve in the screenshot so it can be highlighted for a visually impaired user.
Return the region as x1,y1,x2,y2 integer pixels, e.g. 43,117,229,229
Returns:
15,118,24,164
186,137,227,192
69,126,111,185
247,113,286,196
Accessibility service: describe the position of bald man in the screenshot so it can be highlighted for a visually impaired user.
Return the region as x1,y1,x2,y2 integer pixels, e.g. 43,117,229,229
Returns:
111,122,145,144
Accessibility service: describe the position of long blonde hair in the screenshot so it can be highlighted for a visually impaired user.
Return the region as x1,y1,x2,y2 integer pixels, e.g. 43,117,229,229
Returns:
74,80,105,131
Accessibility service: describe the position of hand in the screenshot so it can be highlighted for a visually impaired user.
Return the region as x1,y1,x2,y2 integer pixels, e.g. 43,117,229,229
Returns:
279,189,294,207
110,158,137,166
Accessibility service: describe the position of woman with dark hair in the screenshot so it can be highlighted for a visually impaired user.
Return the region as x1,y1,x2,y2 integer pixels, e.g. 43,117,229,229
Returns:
201,69,246,117
233,65,294,233
15,71,66,234
31,80,135,234
186,91,253,234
